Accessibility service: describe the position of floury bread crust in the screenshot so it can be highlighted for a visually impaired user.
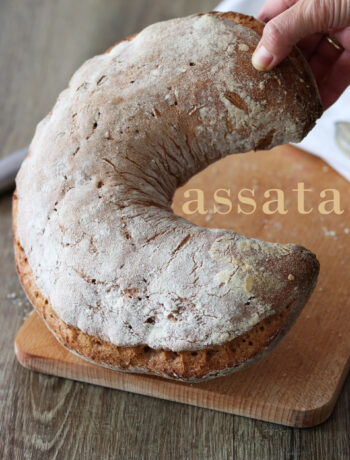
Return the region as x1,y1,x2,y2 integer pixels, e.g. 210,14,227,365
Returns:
13,202,312,381
14,12,322,381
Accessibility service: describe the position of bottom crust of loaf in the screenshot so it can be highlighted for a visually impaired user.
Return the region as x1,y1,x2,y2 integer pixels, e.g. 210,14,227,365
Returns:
13,196,304,382
11,10,321,382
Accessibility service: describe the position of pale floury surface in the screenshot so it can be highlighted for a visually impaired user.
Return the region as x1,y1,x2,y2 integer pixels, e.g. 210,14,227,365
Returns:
216,0,350,180
16,13,320,352
2,0,350,456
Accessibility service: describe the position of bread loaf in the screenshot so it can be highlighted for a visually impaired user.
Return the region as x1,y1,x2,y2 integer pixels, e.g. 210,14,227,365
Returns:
13,12,322,381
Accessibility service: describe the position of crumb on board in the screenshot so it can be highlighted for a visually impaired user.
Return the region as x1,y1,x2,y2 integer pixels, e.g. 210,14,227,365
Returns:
322,227,337,238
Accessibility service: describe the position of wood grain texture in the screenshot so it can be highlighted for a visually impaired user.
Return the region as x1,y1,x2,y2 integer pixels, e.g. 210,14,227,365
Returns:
1,0,350,458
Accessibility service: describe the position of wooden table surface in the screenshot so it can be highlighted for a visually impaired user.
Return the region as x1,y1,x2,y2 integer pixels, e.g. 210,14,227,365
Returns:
0,0,349,458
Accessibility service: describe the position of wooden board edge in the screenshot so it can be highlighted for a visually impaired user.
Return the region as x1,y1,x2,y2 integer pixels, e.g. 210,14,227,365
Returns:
14,312,349,428
288,357,350,428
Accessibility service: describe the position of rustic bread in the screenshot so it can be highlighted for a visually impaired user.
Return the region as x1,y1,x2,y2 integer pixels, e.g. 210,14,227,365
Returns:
13,12,322,381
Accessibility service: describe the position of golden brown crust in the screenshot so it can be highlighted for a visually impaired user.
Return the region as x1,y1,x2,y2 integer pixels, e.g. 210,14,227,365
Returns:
13,192,300,381
210,11,323,135
13,12,321,381
109,11,323,133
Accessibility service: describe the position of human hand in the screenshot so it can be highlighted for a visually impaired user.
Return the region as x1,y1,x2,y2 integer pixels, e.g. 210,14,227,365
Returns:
251,0,350,109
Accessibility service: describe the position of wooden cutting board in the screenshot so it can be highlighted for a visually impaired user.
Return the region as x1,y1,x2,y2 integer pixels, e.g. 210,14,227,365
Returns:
15,145,350,427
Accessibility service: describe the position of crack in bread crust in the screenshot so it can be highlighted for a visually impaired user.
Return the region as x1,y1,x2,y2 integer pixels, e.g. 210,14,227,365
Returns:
14,193,300,381
13,12,321,380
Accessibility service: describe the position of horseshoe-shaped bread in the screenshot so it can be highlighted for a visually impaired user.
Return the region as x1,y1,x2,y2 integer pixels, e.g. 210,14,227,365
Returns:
13,12,322,381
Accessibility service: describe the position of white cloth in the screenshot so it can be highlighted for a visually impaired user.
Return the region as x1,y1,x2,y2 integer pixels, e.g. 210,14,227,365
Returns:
215,0,350,180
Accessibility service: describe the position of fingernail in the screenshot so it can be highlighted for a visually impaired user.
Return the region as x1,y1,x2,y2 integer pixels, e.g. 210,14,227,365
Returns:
252,45,273,71
257,14,269,23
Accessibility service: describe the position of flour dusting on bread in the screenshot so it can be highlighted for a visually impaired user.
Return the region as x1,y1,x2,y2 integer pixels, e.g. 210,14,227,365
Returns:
14,12,321,379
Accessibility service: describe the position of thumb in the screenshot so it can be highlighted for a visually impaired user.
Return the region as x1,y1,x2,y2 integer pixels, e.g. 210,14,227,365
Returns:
252,0,321,71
